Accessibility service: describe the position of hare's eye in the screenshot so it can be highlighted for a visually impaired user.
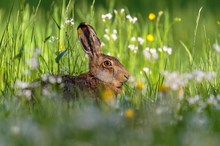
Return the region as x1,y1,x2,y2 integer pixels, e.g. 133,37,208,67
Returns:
103,60,112,67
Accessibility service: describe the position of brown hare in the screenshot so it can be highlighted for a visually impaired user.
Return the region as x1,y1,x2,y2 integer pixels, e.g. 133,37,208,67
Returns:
28,22,130,101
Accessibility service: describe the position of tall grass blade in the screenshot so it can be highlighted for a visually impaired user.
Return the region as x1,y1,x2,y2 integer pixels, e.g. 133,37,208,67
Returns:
180,41,193,64
14,44,24,60
0,1,14,47
193,7,203,48
51,16,61,30
90,0,96,24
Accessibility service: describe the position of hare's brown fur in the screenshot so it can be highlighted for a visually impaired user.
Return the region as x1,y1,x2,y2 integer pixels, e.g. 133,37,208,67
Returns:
37,22,130,100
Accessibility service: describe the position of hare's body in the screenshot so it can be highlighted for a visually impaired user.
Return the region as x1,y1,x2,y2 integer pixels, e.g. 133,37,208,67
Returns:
62,73,101,100
30,22,129,101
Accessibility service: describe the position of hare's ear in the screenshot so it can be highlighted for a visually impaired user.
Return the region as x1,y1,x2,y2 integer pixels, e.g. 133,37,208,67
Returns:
77,22,101,57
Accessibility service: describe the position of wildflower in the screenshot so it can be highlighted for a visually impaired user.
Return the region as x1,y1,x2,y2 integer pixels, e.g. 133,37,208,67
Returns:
124,108,134,118
101,42,105,47
105,29,109,33
103,29,117,41
60,45,65,52
23,89,32,98
65,18,74,26
34,48,41,56
14,80,29,89
162,70,217,92
113,29,117,34
136,80,144,90
137,37,144,45
162,46,172,55
51,36,59,42
126,14,138,23
148,13,156,20
120,8,125,14
128,44,138,53
178,86,184,99
128,76,136,83
104,34,110,40
111,34,117,40
213,43,220,53
187,95,200,105
162,71,186,90
42,88,49,96
26,49,41,70
131,36,136,41
150,48,159,60
17,89,32,100
207,95,218,106
143,47,159,60
143,67,151,74
48,76,57,84
57,77,62,83
111,29,117,40
159,84,170,93
146,34,154,42
102,88,115,101
143,48,151,60
106,52,111,56
61,67,69,72
102,13,113,22
26,58,39,70
42,73,50,81
191,70,217,82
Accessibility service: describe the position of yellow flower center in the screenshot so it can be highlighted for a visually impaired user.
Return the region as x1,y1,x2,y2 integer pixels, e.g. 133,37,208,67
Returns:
59,45,66,52
124,108,134,118
101,88,115,101
136,80,144,90
146,34,154,42
159,84,170,93
149,13,156,20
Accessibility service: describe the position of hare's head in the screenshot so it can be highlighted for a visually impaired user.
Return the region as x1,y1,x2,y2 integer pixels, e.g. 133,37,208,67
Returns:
77,22,130,94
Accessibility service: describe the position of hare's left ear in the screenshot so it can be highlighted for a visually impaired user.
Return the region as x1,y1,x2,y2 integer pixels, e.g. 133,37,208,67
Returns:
77,22,101,57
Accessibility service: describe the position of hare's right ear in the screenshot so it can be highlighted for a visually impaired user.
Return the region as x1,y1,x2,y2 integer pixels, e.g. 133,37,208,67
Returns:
77,22,101,57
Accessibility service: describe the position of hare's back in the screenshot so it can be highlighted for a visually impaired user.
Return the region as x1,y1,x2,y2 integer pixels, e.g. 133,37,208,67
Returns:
61,73,101,99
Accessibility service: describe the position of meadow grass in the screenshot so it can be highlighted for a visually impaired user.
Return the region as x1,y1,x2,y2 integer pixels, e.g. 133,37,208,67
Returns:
0,0,220,146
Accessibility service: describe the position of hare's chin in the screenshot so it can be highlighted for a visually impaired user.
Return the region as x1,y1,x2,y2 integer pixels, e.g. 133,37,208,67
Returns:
115,86,122,93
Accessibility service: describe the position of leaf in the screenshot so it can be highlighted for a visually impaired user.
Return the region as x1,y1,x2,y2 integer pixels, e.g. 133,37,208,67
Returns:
55,48,68,63
14,45,24,60
44,35,51,43
51,16,61,30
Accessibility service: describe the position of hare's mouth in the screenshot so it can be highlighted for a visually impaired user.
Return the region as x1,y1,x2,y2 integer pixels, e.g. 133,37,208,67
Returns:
116,82,124,89
117,86,122,89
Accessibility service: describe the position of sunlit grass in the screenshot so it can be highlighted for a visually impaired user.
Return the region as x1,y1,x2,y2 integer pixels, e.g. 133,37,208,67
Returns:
0,0,220,145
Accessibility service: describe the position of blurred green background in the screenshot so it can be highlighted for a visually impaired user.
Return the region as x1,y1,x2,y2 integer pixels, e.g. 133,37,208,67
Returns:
1,0,220,14
0,0,219,46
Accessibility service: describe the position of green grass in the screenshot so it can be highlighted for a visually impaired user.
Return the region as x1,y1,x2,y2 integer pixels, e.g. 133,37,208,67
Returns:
0,0,220,146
